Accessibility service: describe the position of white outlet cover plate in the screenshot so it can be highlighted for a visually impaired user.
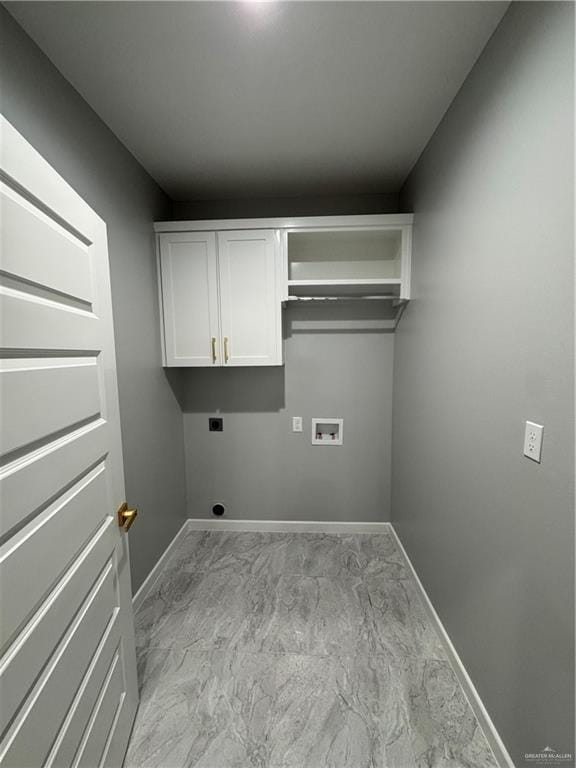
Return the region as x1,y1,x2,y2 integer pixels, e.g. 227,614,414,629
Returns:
523,421,543,463
292,416,303,432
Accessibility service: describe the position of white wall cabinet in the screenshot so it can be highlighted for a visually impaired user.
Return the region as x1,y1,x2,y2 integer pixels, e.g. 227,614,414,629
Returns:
159,231,220,366
156,214,413,365
217,230,281,366
158,229,282,367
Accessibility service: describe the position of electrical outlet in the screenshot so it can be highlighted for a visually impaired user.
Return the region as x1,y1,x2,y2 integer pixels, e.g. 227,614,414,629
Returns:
523,421,543,463
292,416,303,432
209,417,223,432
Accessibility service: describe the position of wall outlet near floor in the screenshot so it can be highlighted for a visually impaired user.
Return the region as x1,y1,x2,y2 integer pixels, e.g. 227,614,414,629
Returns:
209,417,223,432
292,416,303,432
523,421,543,463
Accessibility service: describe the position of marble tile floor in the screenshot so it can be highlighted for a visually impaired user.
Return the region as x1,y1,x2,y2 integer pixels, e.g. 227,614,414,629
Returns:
125,530,498,768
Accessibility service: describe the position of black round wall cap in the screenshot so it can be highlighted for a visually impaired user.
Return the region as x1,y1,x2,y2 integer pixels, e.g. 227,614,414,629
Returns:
212,503,226,517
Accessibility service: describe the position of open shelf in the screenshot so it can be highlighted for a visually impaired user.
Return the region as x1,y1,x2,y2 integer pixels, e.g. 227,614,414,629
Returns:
286,227,409,301
287,278,402,297
288,229,401,280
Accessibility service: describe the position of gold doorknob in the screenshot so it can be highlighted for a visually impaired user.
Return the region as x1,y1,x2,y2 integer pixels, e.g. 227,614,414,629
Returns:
117,502,138,532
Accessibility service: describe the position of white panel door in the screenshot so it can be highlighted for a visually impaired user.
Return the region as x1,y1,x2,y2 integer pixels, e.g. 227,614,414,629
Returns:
0,117,138,768
158,232,220,366
218,230,281,366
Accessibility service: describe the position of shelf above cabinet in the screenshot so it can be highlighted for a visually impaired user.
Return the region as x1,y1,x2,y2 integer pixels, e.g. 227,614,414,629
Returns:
287,278,402,297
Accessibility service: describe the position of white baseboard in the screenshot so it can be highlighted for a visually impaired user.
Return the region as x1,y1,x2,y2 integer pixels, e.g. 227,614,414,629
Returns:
185,518,393,533
387,525,515,768
132,521,190,612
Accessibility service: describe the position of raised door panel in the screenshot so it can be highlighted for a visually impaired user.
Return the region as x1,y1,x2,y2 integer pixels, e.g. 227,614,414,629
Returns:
159,232,220,366
217,230,281,366
0,185,93,304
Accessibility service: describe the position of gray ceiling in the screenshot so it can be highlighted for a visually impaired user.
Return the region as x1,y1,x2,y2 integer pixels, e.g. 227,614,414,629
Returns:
8,2,508,202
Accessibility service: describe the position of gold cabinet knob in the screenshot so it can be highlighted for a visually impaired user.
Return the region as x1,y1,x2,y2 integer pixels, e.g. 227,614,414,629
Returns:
117,502,138,532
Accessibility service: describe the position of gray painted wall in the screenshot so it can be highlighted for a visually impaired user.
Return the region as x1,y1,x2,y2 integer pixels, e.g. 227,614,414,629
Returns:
171,193,399,221
394,3,574,765
180,304,395,522
172,193,399,525
0,7,188,592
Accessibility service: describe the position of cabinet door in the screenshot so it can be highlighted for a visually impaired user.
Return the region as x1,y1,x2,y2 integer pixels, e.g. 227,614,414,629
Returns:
217,230,282,366
159,232,220,366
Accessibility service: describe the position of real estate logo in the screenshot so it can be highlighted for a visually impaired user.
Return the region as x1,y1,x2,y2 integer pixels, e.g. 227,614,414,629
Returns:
525,746,574,764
